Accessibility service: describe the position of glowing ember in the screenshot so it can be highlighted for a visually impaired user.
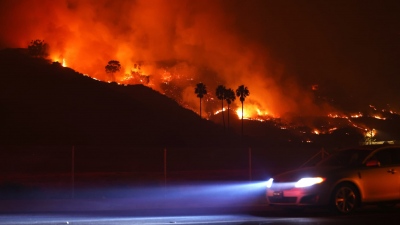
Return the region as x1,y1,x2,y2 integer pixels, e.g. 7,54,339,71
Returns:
311,84,318,91
373,115,386,120
350,113,362,118
328,113,348,119
214,108,227,115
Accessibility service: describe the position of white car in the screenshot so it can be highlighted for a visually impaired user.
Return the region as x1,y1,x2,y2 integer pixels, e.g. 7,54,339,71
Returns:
266,146,400,214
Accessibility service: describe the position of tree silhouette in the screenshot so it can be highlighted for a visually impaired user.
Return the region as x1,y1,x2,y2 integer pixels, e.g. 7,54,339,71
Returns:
105,60,121,81
28,40,49,58
224,88,236,129
216,85,226,129
236,85,250,137
195,82,207,117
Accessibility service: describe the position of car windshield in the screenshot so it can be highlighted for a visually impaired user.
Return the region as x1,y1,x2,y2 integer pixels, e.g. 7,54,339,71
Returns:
316,149,372,167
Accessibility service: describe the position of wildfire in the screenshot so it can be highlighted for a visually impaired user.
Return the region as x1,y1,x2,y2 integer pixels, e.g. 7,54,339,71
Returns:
4,0,398,143
236,108,249,120
52,58,67,67
373,115,386,120
161,70,172,83
235,104,270,121
329,127,338,133
214,108,227,115
350,113,362,118
328,113,348,119
365,129,377,138
49,51,396,142
328,108,398,122
2,0,343,125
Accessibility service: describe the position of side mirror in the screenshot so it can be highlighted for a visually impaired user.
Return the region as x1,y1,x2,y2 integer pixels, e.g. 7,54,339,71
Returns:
366,159,381,167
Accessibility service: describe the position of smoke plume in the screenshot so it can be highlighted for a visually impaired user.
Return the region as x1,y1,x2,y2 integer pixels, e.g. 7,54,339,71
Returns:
0,0,333,119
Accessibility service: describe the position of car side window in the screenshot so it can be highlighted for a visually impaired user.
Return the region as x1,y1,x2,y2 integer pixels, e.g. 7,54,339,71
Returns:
391,148,400,165
373,148,400,166
374,149,392,166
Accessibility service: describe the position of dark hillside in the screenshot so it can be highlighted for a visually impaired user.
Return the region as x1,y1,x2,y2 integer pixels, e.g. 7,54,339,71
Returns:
2,48,399,149
0,49,228,147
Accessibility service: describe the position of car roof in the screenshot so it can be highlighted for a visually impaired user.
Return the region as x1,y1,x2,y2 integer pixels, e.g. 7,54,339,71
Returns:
335,146,375,152
338,144,398,152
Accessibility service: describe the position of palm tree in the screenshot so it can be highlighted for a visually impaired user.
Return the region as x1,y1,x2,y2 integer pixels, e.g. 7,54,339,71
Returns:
195,82,207,117
216,85,226,129
224,88,236,129
236,85,250,137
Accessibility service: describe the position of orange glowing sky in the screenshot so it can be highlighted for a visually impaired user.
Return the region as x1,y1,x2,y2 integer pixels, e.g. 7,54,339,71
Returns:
1,0,399,118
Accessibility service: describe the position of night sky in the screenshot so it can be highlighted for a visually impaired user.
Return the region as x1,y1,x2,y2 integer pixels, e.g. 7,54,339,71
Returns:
230,0,400,110
1,0,399,116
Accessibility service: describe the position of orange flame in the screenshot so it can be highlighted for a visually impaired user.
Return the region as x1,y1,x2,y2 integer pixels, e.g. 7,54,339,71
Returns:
235,104,270,120
0,0,335,121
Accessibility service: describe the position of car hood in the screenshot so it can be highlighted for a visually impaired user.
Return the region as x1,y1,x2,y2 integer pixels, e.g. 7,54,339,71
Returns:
272,166,340,182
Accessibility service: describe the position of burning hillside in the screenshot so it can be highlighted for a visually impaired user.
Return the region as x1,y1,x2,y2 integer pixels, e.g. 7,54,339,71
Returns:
0,0,337,119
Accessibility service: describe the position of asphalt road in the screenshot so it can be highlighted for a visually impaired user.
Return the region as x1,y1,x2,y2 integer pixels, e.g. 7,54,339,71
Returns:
1,206,400,224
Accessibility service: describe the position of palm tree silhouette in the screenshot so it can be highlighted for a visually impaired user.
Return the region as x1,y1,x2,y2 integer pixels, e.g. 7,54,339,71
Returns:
236,85,250,137
216,85,226,129
224,88,236,129
195,82,207,117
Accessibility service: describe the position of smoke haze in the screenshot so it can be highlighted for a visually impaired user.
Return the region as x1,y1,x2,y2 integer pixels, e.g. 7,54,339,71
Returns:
1,0,399,118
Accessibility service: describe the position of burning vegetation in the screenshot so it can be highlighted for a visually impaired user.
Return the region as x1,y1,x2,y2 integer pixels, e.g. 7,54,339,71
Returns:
1,0,336,119
1,0,399,145
28,37,400,145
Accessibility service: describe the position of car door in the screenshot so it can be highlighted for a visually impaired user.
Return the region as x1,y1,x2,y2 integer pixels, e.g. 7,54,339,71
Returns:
359,147,400,202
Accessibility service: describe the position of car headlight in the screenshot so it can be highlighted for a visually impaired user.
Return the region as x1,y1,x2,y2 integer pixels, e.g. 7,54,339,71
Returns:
266,178,273,188
295,177,325,188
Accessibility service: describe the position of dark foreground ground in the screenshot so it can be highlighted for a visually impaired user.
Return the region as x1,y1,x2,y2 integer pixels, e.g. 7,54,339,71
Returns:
1,198,400,225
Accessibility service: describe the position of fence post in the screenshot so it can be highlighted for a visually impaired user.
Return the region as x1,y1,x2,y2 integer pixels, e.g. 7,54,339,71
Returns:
71,145,75,199
164,147,167,186
249,147,252,181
